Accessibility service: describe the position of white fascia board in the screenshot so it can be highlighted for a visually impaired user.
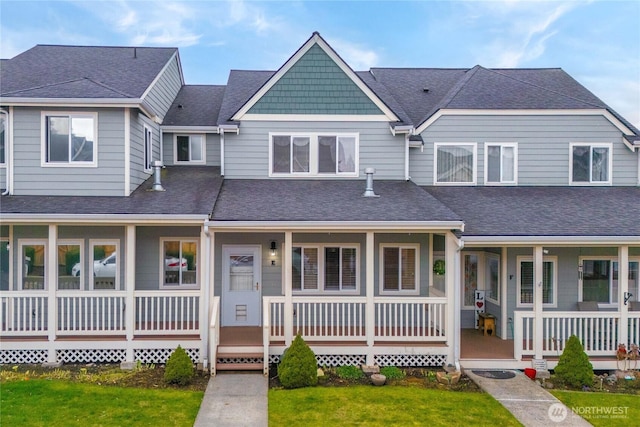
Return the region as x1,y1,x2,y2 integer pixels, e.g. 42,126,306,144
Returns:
0,214,208,225
219,125,239,134
1,97,159,119
390,125,413,136
161,126,220,133
414,109,637,136
231,33,399,122
240,114,390,122
205,220,464,232
462,235,640,247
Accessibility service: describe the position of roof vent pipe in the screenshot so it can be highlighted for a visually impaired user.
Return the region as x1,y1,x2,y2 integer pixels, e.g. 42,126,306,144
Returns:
151,160,165,191
362,168,379,198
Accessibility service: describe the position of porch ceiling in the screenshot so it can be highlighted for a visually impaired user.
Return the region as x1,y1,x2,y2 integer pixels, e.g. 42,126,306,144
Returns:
423,186,640,238
211,179,462,223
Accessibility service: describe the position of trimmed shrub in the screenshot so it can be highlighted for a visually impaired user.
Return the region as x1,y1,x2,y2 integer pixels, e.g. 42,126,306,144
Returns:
336,365,365,380
380,366,405,380
554,335,594,388
278,334,317,389
164,346,194,386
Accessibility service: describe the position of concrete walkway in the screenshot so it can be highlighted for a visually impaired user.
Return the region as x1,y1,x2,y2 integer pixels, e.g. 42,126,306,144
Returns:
465,370,592,426
193,372,268,427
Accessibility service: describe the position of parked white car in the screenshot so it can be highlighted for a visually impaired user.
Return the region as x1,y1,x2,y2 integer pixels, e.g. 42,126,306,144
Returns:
72,253,187,277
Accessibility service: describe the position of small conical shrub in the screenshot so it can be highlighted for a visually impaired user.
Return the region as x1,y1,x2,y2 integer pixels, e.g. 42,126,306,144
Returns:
277,334,317,389
554,335,593,388
164,345,194,385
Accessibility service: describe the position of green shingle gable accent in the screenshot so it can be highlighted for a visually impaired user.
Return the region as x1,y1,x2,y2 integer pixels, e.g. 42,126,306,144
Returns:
248,44,383,115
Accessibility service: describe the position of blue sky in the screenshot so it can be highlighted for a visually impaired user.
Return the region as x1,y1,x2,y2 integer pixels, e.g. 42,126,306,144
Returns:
1,0,638,127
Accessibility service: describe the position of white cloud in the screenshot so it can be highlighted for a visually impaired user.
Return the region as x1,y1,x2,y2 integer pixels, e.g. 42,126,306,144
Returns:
329,39,379,70
582,76,640,129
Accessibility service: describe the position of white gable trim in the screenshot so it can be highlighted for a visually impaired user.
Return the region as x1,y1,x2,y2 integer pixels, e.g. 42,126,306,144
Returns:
231,33,399,122
240,114,390,122
415,109,636,138
140,51,181,101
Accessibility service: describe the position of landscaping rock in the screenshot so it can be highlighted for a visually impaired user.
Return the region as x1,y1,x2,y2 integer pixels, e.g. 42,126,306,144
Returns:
361,365,380,375
371,373,386,386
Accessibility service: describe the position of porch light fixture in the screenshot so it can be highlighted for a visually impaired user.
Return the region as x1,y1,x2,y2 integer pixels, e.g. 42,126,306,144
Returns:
270,241,277,265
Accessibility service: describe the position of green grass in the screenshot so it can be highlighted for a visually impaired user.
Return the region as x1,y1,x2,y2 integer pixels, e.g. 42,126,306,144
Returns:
269,385,521,426
551,390,640,427
0,380,203,427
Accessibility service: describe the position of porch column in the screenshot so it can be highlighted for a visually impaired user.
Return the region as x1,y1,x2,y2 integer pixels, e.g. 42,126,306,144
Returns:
284,231,293,346
619,245,629,347
533,245,544,359
124,225,136,363
500,247,508,339
446,233,459,365
46,224,58,363
200,226,212,367
365,231,375,365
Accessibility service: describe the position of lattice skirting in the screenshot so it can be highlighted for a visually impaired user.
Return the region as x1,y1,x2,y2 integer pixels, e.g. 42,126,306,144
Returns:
217,357,263,365
58,349,126,363
316,354,366,367
134,348,200,364
374,354,446,367
0,349,48,364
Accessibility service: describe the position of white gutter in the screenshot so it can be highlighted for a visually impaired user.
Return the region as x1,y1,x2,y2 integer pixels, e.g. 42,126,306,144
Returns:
161,126,220,133
205,220,464,231
390,125,413,136
462,235,640,246
0,214,209,224
1,108,11,195
218,125,239,134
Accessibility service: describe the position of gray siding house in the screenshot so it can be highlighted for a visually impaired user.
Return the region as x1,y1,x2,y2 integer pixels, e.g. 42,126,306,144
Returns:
1,32,639,372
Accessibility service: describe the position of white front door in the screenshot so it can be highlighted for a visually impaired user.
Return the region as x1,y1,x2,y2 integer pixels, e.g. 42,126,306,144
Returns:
222,245,262,326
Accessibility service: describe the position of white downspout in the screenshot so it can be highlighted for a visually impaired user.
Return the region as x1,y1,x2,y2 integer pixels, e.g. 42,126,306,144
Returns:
1,108,11,195
404,134,410,181
220,130,225,176
637,147,639,186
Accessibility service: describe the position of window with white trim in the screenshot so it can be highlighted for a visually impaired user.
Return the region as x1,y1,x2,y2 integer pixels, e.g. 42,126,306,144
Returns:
42,112,96,165
570,143,612,184
517,256,557,307
90,241,119,290
380,244,419,294
0,238,8,291
161,239,198,289
175,135,205,164
485,143,517,184
270,133,358,176
434,143,476,184
19,240,47,290
292,245,359,293
579,257,639,305
58,240,82,290
0,112,6,165
144,124,153,172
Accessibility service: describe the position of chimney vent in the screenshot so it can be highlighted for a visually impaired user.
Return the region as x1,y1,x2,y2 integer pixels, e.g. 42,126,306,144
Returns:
151,160,165,191
362,168,379,198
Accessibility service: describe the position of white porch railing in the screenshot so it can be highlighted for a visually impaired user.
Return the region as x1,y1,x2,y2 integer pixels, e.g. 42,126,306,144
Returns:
513,311,636,358
0,292,48,336
57,292,126,334
134,291,200,335
264,296,448,343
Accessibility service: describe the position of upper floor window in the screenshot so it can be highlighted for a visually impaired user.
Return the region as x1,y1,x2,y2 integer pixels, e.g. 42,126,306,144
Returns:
434,143,476,185
270,133,358,177
42,112,97,166
175,134,205,164
570,143,612,185
292,244,359,293
380,244,419,295
0,112,6,165
144,125,153,172
485,143,517,185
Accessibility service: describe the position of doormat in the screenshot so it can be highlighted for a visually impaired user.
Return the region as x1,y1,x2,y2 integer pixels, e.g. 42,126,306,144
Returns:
471,370,516,379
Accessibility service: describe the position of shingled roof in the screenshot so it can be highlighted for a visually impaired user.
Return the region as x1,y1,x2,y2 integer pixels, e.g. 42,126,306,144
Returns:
423,186,640,237
163,85,226,127
0,45,177,99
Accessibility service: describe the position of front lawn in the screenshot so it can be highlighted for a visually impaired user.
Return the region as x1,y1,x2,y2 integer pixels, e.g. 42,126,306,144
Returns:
551,390,640,427
269,385,520,426
0,380,203,427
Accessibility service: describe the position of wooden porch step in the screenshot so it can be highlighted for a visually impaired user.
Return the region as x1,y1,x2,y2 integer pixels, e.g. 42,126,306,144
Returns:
215,362,263,371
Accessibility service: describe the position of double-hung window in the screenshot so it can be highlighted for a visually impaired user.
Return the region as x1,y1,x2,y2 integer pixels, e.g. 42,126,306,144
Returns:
175,135,205,164
144,125,153,172
90,241,119,290
19,240,47,290
434,143,476,185
570,143,612,184
161,239,198,289
517,256,557,307
270,133,358,176
380,244,419,295
57,240,82,290
42,112,97,166
579,258,639,306
485,143,517,185
0,111,6,165
292,245,358,293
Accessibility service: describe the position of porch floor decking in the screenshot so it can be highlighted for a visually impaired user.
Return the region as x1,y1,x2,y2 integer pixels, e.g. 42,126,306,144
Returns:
460,328,514,359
